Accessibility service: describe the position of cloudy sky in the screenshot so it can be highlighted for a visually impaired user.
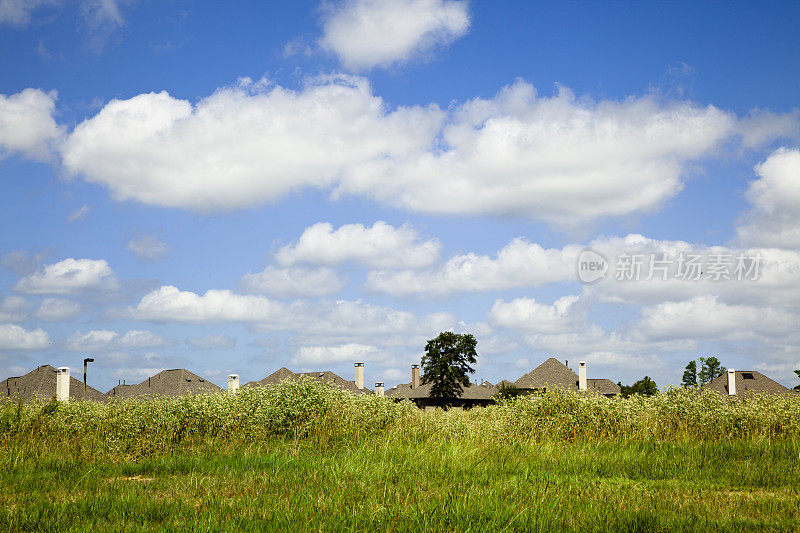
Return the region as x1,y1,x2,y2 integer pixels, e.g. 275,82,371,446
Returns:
1,0,798,392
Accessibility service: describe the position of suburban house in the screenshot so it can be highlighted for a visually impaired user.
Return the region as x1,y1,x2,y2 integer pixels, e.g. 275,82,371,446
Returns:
3,364,106,402
243,363,373,395
386,358,621,408
703,369,795,397
106,368,222,398
385,364,499,408
513,358,621,397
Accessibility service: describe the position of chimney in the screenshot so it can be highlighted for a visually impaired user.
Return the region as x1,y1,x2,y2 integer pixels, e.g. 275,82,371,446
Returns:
411,364,420,389
227,374,239,394
375,382,384,397
727,369,736,396
578,361,587,392
56,367,70,402
354,362,364,390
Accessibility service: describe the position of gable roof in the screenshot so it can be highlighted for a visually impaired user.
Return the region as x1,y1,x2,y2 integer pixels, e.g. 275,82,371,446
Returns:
514,358,579,390
106,368,222,398
703,370,792,396
386,381,498,401
3,365,106,402
244,367,371,395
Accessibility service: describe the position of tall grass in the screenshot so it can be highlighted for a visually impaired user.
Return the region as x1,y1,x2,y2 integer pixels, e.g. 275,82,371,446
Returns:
1,380,799,531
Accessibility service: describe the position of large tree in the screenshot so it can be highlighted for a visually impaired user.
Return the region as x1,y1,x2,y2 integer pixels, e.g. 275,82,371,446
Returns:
698,356,726,386
420,331,477,399
681,361,698,388
618,376,659,398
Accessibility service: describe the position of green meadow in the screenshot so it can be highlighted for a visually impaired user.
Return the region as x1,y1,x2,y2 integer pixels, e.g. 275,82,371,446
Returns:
2,381,799,532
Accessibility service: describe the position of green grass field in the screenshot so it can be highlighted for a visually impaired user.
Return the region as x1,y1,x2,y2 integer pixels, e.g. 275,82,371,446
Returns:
2,381,799,532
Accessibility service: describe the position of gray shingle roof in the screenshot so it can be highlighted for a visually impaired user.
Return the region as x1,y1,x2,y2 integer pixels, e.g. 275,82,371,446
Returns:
513,357,580,390
703,370,792,396
386,381,498,400
2,365,107,402
106,368,222,398
244,367,372,394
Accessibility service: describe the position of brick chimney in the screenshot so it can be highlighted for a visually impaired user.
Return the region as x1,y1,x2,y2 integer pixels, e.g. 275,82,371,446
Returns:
354,362,364,390
227,374,239,394
578,361,587,392
727,369,736,396
56,367,70,402
411,364,420,389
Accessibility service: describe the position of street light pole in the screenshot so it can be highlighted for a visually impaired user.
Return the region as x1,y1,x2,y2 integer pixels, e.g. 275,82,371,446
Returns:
83,357,94,394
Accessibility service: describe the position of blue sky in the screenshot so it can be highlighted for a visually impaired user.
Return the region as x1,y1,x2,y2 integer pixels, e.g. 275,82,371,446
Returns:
1,0,798,393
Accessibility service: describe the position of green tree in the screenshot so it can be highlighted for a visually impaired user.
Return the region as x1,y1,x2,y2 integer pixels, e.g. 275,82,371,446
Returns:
618,376,659,398
794,370,800,391
698,356,726,386
420,331,477,399
681,361,697,387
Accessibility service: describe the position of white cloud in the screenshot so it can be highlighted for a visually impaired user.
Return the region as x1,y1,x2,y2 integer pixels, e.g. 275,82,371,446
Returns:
65,328,173,351
35,298,81,321
61,75,441,211
291,343,379,365
489,295,583,334
127,234,170,260
636,295,798,343
67,205,90,222
131,286,289,323
186,334,236,350
736,147,800,250
0,323,50,350
319,0,470,70
15,258,119,294
339,81,738,227
241,266,344,298
0,0,56,26
367,237,580,296
0,88,62,161
276,221,440,268
0,295,30,322
736,110,800,148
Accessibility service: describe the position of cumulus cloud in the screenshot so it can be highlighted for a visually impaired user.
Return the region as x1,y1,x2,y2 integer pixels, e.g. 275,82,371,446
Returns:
131,286,289,323
241,266,344,298
61,75,441,212
736,147,800,250
0,323,50,350
35,298,81,321
15,258,119,294
0,88,62,161
0,295,30,322
489,295,583,335
319,0,470,70
736,110,800,148
186,334,237,350
367,238,580,296
291,343,380,365
65,328,174,351
276,221,440,269
127,234,170,260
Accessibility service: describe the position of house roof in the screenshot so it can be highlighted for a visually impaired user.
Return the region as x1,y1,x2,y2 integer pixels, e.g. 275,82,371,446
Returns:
587,378,622,395
513,357,580,390
2,365,107,402
244,367,371,395
386,381,499,400
106,368,222,398
703,370,793,396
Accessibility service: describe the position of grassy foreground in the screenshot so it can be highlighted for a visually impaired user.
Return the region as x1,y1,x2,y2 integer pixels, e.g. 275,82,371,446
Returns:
2,381,799,532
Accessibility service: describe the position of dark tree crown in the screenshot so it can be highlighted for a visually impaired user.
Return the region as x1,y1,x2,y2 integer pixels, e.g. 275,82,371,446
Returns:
420,331,478,399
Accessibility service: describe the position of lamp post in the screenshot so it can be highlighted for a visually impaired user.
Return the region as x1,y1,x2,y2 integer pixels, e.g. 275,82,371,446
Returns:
83,357,94,394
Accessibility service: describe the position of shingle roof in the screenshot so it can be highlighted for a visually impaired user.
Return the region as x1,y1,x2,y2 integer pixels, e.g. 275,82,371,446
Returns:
244,367,372,394
703,370,792,396
513,358,579,390
106,369,222,398
2,365,106,402
587,378,622,395
386,381,499,400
